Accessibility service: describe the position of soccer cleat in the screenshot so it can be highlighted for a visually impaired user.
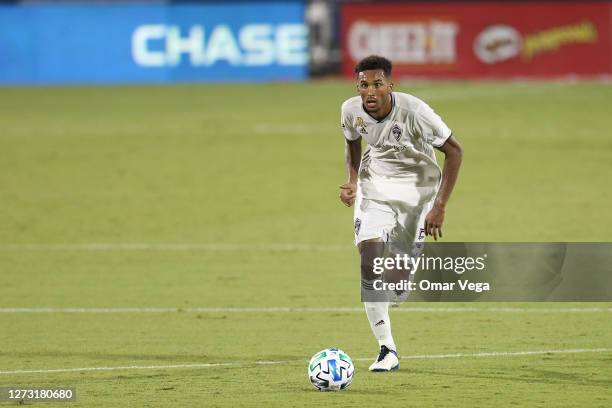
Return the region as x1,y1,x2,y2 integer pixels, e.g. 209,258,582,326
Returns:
368,345,400,372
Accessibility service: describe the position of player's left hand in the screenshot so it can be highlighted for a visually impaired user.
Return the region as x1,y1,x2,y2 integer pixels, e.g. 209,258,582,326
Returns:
424,205,445,240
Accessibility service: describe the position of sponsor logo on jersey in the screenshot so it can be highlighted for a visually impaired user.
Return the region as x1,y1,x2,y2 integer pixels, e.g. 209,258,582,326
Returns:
391,123,402,141
355,117,368,134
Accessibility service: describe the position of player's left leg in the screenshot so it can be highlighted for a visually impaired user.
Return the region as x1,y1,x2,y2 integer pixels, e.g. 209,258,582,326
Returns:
386,199,433,306
359,188,436,371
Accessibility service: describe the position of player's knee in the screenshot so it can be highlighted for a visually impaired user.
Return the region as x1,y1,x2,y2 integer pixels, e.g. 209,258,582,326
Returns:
359,238,385,281
358,238,384,254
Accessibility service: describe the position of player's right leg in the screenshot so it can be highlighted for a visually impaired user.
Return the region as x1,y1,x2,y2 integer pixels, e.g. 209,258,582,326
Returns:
359,238,400,371
354,195,400,372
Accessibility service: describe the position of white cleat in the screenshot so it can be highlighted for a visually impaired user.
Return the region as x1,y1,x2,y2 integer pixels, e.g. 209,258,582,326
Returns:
368,345,400,372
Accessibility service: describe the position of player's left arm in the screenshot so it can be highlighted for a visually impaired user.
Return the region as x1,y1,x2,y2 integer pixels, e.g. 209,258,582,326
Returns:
425,135,463,240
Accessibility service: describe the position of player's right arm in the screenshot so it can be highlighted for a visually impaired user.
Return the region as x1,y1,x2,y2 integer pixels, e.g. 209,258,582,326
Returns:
340,138,361,207
339,106,361,207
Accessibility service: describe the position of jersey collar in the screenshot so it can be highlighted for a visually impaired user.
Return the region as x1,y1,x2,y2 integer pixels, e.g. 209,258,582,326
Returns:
361,93,395,123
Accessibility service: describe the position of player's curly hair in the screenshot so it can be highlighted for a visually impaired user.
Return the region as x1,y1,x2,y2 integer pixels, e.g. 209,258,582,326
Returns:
354,55,392,77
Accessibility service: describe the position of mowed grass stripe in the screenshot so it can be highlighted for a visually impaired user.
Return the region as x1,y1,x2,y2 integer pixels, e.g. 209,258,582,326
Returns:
1,307,610,313
1,348,609,376
0,243,351,252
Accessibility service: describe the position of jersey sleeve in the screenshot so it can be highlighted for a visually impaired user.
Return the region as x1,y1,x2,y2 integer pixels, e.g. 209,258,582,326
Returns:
414,103,452,147
340,105,360,141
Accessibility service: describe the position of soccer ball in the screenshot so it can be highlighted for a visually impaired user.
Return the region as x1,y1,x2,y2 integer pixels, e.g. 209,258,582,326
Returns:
308,348,354,391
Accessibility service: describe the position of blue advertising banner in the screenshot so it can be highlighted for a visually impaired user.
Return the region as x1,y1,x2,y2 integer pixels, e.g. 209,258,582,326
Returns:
0,2,308,84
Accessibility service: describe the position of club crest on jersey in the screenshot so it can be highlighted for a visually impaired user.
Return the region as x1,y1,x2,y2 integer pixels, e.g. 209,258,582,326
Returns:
355,117,368,134
391,123,402,141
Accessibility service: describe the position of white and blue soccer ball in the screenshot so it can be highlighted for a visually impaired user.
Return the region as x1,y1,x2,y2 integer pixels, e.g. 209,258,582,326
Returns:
308,348,354,391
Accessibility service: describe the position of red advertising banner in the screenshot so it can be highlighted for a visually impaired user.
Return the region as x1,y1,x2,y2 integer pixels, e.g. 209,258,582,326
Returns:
341,2,612,78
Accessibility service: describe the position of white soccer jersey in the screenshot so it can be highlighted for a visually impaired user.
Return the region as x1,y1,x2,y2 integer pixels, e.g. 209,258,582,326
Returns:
341,92,452,203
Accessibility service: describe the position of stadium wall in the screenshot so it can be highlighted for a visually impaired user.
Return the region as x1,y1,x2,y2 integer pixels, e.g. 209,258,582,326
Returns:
0,1,308,85
2,1,611,84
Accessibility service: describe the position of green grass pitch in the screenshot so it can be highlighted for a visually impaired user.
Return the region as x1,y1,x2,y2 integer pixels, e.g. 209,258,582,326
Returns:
0,81,611,407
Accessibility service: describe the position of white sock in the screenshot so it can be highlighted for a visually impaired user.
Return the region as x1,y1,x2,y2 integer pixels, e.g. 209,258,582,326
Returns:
364,301,396,352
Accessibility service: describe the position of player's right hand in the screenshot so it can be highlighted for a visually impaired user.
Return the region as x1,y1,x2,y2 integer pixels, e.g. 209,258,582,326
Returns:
339,182,357,207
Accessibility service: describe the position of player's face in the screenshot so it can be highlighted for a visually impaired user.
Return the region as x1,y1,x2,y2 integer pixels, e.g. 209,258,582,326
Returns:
356,69,393,118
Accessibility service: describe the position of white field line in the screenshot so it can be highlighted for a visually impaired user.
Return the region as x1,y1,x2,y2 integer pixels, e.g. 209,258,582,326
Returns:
0,243,352,252
0,307,610,313
0,348,609,376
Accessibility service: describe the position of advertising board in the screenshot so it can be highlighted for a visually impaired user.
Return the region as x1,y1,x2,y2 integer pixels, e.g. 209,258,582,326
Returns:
341,2,612,78
0,2,308,84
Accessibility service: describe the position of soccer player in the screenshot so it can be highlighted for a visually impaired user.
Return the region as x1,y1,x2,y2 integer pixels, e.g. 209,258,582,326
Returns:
339,56,463,371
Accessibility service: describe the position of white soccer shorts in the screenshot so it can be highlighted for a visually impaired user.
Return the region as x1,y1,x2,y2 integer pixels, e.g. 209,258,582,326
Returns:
353,190,432,251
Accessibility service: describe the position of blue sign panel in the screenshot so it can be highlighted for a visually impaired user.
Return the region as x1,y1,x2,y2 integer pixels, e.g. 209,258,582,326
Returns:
0,2,308,84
